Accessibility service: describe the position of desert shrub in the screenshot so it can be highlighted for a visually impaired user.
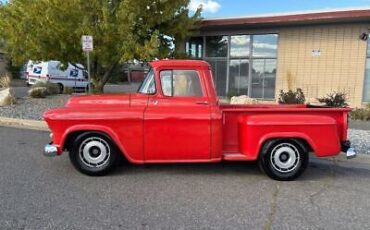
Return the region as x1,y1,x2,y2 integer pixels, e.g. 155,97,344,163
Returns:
278,88,305,104
317,92,348,108
46,83,60,95
28,87,48,98
350,105,370,121
2,95,17,106
63,87,74,95
32,81,59,95
0,74,12,88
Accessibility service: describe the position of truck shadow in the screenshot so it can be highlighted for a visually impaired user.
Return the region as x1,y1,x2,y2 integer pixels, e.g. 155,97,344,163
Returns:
115,161,263,177
113,158,370,181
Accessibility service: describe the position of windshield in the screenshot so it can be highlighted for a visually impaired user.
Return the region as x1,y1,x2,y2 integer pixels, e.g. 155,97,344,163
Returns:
138,68,156,94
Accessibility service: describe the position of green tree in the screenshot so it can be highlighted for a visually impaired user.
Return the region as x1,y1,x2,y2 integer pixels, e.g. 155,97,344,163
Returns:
0,0,201,92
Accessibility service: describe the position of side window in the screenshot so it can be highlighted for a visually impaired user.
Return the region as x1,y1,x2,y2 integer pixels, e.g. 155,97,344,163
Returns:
160,70,203,97
138,69,156,95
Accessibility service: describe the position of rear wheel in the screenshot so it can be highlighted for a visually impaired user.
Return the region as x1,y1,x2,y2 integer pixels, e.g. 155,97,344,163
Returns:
69,132,119,176
259,139,309,181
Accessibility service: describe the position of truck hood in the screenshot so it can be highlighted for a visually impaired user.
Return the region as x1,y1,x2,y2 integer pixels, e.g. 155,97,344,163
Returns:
65,93,131,108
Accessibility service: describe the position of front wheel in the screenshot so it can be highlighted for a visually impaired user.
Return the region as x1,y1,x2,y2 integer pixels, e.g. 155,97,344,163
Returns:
69,132,119,176
259,139,309,181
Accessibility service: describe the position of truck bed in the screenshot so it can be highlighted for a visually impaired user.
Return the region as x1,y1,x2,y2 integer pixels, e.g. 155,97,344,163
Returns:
220,104,350,156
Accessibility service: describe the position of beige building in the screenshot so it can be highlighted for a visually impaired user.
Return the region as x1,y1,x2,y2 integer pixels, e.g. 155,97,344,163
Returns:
186,9,370,107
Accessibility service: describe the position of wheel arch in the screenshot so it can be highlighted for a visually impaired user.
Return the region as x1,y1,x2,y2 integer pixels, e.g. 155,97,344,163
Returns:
257,133,315,158
61,125,132,162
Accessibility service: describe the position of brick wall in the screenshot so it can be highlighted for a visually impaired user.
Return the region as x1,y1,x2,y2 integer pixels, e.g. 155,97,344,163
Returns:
276,23,368,107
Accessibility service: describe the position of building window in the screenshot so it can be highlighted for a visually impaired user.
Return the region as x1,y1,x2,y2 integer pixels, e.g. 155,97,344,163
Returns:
205,36,228,57
364,37,370,103
251,59,277,98
206,60,227,96
252,34,278,58
186,37,203,59
229,59,249,96
200,34,278,99
230,35,250,57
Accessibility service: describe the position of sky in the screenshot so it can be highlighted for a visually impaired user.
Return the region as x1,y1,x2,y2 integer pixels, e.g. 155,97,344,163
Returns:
189,0,370,18
2,0,370,19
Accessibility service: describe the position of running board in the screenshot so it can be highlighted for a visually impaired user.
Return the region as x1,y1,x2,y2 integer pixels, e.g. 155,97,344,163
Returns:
223,153,255,161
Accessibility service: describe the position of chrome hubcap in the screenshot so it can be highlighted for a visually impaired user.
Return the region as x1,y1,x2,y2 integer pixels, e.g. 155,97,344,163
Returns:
270,143,300,173
79,137,110,167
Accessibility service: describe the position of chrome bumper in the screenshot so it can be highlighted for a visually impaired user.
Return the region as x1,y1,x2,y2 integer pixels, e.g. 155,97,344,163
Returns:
44,144,58,157
346,147,357,159
341,141,357,159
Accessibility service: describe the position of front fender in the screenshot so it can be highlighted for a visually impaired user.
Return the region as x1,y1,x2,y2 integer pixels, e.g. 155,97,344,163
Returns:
59,125,142,164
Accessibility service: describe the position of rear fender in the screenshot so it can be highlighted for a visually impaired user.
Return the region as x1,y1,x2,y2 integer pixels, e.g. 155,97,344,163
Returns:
239,114,341,159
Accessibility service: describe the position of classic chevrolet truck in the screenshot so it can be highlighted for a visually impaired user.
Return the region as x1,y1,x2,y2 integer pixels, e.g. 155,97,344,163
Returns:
43,60,356,180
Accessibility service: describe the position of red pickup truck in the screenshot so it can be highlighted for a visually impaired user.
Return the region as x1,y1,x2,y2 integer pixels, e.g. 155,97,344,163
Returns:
43,60,356,180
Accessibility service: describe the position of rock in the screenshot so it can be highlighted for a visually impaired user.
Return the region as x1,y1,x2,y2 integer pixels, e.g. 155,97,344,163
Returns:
307,97,325,106
230,95,258,105
0,88,16,106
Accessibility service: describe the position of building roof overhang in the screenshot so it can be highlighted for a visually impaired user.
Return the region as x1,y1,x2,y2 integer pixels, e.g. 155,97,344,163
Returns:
201,8,370,31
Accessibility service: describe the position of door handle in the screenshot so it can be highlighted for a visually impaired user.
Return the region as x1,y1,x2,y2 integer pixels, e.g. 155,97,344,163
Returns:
152,100,158,105
195,101,209,105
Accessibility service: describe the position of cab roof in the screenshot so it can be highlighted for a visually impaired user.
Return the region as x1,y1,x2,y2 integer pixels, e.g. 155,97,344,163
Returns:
149,59,210,69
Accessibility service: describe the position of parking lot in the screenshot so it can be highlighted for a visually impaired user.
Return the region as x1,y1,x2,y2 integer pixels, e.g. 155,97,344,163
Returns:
1,126,370,230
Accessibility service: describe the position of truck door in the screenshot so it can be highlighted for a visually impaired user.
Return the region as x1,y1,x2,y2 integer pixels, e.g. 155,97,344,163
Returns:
144,69,211,161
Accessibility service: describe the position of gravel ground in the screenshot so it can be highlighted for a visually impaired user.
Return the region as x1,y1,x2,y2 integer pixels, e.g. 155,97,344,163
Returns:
0,83,141,120
0,95,69,120
348,129,370,155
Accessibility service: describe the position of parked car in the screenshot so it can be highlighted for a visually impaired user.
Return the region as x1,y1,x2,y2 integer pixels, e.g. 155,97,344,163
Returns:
26,60,89,93
43,60,356,180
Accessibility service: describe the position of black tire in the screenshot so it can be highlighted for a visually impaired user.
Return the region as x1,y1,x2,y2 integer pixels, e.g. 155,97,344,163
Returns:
258,139,309,181
69,132,119,176
57,83,64,94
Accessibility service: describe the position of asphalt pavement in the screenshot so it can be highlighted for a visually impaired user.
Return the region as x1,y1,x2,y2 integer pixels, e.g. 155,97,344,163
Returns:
1,126,370,230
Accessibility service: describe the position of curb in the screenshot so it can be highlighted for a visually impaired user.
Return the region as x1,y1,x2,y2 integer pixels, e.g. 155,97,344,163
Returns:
0,116,49,131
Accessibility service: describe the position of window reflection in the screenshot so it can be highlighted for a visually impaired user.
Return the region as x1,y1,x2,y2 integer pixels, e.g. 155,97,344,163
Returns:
230,35,250,57
206,36,228,57
202,34,278,98
253,34,278,58
206,59,227,96
251,59,277,99
229,59,249,96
